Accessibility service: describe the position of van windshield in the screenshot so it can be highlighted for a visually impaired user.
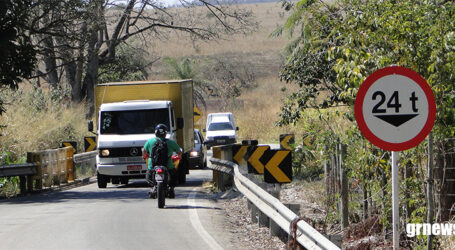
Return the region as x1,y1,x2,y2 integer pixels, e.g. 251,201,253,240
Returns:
208,122,233,131
100,109,169,135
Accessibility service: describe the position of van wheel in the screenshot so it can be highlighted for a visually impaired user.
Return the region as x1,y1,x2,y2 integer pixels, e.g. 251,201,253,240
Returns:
120,178,129,185
97,173,107,188
112,178,120,185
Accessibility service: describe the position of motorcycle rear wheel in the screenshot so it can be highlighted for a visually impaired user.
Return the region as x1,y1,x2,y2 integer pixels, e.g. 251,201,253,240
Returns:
157,182,165,208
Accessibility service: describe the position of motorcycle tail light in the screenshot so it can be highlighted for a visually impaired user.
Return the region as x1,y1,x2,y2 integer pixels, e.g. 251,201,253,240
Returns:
156,168,163,174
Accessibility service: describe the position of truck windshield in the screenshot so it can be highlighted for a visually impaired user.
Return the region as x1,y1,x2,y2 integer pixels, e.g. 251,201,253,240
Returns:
100,109,170,135
208,122,233,131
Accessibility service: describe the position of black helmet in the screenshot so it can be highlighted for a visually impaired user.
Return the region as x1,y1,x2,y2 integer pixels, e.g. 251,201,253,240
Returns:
155,124,168,138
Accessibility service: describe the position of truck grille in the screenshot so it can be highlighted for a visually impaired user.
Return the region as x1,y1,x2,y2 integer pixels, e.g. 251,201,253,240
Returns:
99,147,143,158
98,156,144,165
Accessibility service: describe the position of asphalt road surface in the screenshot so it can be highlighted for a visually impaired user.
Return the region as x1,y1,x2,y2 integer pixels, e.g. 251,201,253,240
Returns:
0,169,237,250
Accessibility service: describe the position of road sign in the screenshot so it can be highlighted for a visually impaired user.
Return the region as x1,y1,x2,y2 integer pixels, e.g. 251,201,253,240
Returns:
61,141,77,153
263,150,292,183
355,66,436,151
279,134,294,150
232,144,293,183
247,145,270,174
194,107,202,124
84,136,97,152
232,145,248,166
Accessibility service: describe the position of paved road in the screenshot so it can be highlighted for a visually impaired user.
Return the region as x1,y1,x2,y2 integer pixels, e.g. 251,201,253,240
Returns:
0,169,237,250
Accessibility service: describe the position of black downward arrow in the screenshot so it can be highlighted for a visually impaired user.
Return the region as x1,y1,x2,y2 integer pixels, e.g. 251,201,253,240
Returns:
374,114,419,127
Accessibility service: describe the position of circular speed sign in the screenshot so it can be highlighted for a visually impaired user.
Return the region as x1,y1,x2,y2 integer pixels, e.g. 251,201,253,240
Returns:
355,66,436,151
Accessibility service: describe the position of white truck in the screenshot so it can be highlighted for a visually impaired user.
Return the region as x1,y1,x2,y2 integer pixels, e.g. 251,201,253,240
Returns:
203,112,238,148
89,80,194,188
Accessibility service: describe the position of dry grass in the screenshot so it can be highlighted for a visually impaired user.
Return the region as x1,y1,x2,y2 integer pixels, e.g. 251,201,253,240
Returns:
0,87,89,158
232,76,296,143
147,2,289,80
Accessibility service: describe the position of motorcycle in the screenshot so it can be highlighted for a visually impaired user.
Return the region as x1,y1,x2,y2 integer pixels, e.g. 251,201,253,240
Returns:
152,153,180,208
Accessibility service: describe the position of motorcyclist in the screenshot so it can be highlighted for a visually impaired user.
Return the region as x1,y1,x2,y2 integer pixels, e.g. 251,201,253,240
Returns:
142,124,182,198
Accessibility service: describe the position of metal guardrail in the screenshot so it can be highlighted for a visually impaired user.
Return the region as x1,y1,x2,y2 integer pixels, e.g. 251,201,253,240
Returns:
0,163,37,177
209,157,340,250
0,148,98,194
74,151,98,164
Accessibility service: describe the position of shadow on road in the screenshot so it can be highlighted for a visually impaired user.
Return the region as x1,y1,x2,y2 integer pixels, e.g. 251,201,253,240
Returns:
0,183,214,205
164,205,221,210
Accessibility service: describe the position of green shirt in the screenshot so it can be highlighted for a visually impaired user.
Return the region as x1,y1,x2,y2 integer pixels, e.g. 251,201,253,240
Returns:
144,137,181,170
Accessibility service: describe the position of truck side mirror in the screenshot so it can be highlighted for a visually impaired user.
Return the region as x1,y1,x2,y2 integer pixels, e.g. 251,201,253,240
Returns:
203,128,206,132
88,120,94,132
177,118,184,129
236,127,239,131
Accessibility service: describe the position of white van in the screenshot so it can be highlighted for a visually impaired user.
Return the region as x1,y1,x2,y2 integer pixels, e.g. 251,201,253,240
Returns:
204,112,238,148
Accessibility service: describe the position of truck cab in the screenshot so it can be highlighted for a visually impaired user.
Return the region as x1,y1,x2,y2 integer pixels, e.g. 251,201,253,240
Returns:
92,80,194,188
96,101,179,188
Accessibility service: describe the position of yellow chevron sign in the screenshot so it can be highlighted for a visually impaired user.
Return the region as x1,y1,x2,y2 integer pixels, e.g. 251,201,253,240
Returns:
280,134,295,150
194,107,202,124
263,149,292,183
247,146,269,174
61,141,77,153
233,145,248,166
84,136,97,152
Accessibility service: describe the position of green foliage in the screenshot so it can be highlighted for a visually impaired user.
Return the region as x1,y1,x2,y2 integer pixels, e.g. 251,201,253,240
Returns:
276,0,455,139
163,57,214,110
276,0,455,245
0,0,37,115
98,44,150,83
0,151,25,198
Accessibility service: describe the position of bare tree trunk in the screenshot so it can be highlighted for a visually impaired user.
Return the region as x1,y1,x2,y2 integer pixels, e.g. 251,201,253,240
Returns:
41,35,59,88
82,30,100,118
72,23,87,103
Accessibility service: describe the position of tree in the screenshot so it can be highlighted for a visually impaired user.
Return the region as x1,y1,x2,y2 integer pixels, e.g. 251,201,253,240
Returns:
275,0,455,138
275,0,455,246
98,43,155,83
164,57,209,110
29,0,257,117
0,0,36,114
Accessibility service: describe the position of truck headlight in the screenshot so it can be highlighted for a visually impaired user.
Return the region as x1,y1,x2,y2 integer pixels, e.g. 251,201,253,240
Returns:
101,149,110,157
190,151,199,157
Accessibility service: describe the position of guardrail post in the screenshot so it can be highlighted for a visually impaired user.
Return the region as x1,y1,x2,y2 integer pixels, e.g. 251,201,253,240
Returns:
27,152,43,190
269,184,283,239
67,147,75,181
26,153,35,193
339,144,348,229
220,145,233,191
212,146,222,190
249,200,259,223
19,176,27,195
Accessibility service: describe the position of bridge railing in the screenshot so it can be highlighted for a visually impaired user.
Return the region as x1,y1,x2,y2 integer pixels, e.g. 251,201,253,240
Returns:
0,147,97,194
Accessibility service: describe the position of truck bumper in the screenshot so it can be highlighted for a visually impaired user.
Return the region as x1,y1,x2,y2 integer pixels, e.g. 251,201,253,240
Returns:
205,137,236,147
189,156,203,168
97,164,148,177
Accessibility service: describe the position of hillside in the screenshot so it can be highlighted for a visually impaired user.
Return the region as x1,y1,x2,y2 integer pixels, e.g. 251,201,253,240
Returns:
146,1,294,142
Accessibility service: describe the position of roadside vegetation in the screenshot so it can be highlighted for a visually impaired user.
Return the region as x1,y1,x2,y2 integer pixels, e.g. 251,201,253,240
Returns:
273,0,455,249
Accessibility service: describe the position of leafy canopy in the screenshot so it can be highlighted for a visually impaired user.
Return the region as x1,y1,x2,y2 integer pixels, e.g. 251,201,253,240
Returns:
276,0,455,138
0,0,36,114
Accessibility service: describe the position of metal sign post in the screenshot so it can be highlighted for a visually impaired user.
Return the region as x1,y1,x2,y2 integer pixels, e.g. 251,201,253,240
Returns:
355,66,436,250
392,151,399,249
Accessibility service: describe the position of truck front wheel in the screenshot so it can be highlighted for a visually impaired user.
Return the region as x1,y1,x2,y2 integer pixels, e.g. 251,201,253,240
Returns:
97,172,107,188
